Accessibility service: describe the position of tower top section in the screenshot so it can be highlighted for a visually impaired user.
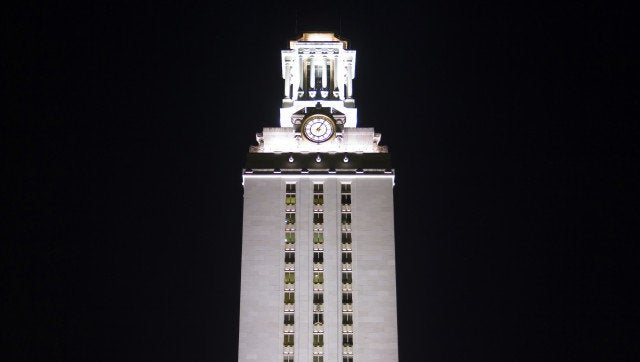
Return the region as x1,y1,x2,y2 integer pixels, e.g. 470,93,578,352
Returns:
280,32,357,128
290,32,349,49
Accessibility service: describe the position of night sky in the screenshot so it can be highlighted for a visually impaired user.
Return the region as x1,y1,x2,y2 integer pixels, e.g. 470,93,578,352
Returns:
5,1,637,361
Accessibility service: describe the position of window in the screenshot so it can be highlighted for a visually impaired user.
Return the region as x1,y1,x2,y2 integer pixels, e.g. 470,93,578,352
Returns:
342,252,352,263
286,184,296,193
313,334,324,347
342,334,353,346
313,272,323,284
313,232,323,243
285,212,296,225
313,252,324,263
313,194,324,205
313,293,324,304
284,292,295,304
342,313,353,325
343,357,353,362
284,356,294,362
284,272,295,284
285,232,295,243
342,272,352,284
342,293,353,304
284,313,294,325
341,213,351,224
342,233,352,243
285,252,295,263
313,356,324,362
283,334,294,346
314,183,324,193
313,313,324,324
313,212,324,224
341,184,351,193
341,194,351,205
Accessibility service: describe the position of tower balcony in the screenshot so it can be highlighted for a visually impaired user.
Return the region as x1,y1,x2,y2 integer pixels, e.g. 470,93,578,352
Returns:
342,283,352,291
313,262,324,271
313,323,324,333
341,243,352,251
284,303,295,312
342,324,353,333
342,303,353,312
313,303,324,312
313,282,324,291
343,346,353,355
285,243,295,251
284,324,294,333
283,346,294,354
285,262,295,271
342,263,352,271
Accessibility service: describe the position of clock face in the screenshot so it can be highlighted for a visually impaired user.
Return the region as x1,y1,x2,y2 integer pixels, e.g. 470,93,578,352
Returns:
302,115,335,143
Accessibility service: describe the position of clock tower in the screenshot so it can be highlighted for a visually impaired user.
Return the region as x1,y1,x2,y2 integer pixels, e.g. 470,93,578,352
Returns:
239,33,398,362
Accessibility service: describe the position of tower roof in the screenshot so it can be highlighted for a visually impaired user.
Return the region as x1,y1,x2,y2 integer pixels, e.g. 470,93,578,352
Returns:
291,32,348,49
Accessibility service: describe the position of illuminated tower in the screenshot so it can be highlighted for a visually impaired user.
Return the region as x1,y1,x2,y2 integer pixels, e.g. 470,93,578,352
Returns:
239,33,398,362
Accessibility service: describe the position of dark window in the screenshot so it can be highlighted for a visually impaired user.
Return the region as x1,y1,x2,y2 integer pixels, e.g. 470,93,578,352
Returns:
285,213,296,224
314,184,324,193
342,272,352,284
284,313,294,325
342,334,353,346
314,252,324,263
342,313,353,325
342,293,353,304
341,184,351,193
314,293,324,304
341,194,351,205
285,252,295,263
286,184,296,193
314,194,324,205
341,213,351,224
313,213,324,224
342,233,352,243
342,253,352,263
313,313,324,324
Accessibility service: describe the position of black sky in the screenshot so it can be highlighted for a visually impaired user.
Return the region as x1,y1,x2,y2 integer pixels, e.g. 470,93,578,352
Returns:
4,1,638,361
